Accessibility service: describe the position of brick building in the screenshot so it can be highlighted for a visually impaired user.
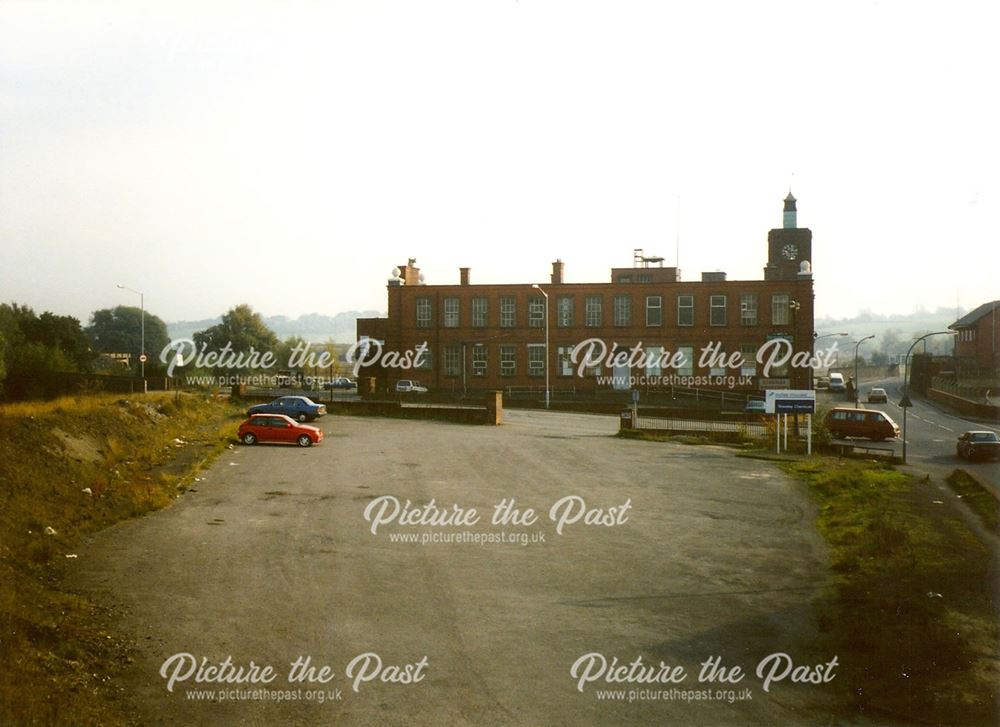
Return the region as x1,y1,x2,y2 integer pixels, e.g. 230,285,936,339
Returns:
949,300,1000,376
357,194,816,395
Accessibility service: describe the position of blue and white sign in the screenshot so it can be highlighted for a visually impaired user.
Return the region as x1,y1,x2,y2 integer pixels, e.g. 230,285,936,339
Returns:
765,389,816,414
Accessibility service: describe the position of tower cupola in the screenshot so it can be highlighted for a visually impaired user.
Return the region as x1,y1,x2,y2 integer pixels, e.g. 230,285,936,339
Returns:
783,191,797,229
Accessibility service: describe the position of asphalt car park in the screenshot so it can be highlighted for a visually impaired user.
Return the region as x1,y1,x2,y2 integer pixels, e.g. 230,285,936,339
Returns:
69,410,855,726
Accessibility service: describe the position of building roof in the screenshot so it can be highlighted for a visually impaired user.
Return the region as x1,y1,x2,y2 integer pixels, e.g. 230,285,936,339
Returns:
950,300,1000,329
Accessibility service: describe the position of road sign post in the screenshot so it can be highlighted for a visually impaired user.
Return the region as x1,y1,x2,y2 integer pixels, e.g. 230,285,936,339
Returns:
765,390,816,454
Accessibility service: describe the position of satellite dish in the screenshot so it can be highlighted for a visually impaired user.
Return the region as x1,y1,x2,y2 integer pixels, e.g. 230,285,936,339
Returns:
391,267,401,278
418,273,426,284
799,260,812,274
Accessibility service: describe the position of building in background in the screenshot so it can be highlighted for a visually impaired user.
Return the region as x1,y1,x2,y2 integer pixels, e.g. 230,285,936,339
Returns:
949,300,1000,377
357,195,816,396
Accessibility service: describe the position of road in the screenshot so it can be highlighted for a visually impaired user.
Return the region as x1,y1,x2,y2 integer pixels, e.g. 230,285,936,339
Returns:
67,410,865,726
830,377,1000,495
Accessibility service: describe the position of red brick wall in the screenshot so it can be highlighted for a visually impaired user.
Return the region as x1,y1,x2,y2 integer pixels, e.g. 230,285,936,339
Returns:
375,277,814,393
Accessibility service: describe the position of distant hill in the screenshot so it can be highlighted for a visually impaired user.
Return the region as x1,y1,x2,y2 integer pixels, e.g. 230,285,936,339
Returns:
815,307,964,358
167,310,384,344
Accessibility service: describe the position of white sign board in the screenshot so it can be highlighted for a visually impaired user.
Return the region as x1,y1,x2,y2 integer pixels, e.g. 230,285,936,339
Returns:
764,389,816,415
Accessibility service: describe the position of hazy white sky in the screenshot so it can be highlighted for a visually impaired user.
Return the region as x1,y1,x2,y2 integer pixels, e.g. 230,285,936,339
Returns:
1,0,997,325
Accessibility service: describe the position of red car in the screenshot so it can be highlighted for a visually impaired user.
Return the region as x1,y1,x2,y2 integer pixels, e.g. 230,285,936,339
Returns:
238,414,323,447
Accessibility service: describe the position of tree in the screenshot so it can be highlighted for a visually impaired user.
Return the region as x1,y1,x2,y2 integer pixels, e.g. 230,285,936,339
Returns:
0,303,95,399
193,305,279,372
0,330,7,392
87,306,170,373
275,336,308,371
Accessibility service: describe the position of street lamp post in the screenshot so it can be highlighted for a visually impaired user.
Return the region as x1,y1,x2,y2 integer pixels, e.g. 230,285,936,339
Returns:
116,284,145,380
900,331,957,464
531,284,550,409
853,335,875,408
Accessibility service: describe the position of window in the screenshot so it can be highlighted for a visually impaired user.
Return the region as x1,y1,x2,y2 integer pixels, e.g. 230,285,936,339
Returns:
557,297,574,327
416,347,432,370
676,346,694,376
613,295,631,326
557,345,575,376
416,298,432,328
677,295,694,326
528,344,545,377
645,345,663,376
710,295,726,326
585,296,602,327
500,345,516,376
771,294,790,325
443,345,460,376
443,298,459,328
500,296,516,328
472,297,488,328
740,344,758,377
528,296,545,328
709,347,727,377
646,296,662,326
740,294,758,326
472,345,487,376
769,336,790,375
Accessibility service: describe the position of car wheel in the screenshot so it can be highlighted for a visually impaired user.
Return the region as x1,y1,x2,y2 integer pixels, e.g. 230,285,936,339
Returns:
296,412,308,423
297,434,312,447
242,432,257,445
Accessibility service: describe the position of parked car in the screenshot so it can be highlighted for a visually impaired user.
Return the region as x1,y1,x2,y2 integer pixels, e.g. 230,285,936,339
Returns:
238,414,323,447
814,376,830,390
956,431,1000,461
824,407,900,441
867,387,888,403
745,399,767,414
247,396,327,422
324,377,357,390
395,380,428,393
827,373,846,393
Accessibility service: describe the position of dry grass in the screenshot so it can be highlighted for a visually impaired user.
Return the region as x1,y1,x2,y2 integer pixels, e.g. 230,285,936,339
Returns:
0,392,242,725
782,458,998,725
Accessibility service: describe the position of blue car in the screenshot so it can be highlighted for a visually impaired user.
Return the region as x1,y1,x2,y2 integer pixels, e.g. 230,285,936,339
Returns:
247,396,327,423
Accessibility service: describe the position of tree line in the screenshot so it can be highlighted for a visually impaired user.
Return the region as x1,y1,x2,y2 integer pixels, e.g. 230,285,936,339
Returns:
0,302,326,401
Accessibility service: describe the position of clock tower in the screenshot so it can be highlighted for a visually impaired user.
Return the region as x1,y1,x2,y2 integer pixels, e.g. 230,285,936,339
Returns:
764,192,812,281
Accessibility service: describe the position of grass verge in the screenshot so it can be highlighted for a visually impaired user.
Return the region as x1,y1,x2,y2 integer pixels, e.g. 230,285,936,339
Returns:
946,469,1000,531
618,427,756,447
0,392,243,725
781,458,998,725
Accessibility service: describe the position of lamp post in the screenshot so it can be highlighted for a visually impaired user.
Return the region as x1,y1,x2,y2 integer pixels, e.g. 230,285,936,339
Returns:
116,284,145,379
853,335,875,408
531,284,550,409
900,331,956,464
813,332,848,390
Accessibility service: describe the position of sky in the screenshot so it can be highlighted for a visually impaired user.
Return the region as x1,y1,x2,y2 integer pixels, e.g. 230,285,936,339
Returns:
1,0,997,327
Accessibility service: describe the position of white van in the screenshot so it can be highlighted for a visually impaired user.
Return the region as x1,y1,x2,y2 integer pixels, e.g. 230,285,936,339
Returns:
828,373,846,393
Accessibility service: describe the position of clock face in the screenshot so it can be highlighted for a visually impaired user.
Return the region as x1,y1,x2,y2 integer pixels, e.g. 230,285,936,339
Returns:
781,243,798,260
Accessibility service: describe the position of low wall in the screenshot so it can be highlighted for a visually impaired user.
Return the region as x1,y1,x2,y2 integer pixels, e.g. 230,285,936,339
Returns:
239,392,502,426
829,365,895,383
927,389,1000,422
2,372,168,401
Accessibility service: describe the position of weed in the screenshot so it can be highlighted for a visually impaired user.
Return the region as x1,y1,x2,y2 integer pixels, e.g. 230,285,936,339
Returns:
0,392,242,725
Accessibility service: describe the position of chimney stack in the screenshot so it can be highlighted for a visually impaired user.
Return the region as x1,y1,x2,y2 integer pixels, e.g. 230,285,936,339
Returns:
460,267,470,285
551,259,564,285
399,258,421,286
